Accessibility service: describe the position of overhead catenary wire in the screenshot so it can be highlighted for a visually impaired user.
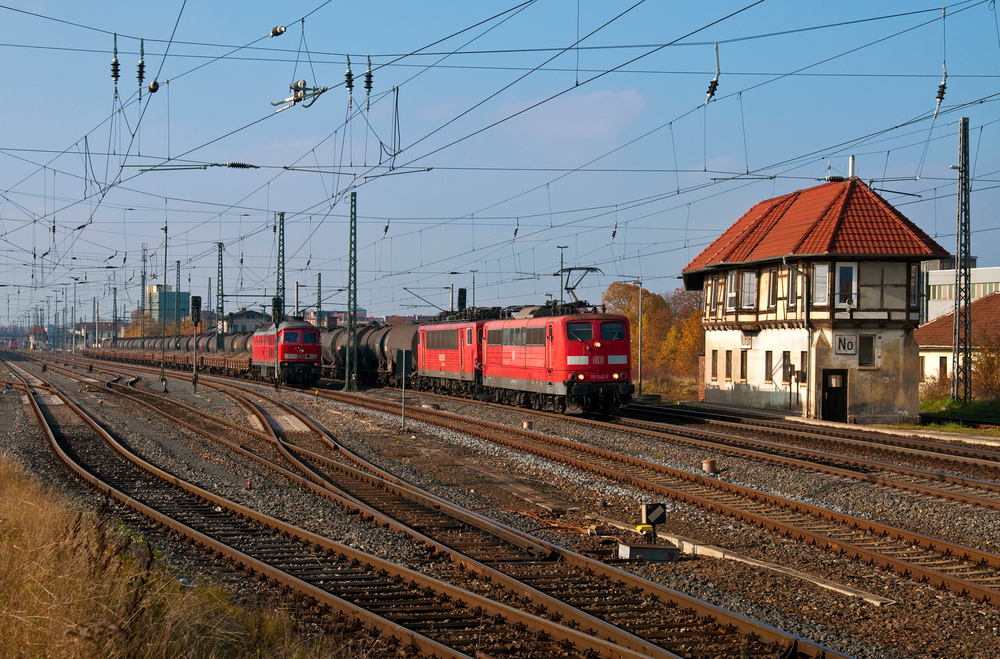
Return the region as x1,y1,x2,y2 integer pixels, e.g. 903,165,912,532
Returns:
1,1,998,322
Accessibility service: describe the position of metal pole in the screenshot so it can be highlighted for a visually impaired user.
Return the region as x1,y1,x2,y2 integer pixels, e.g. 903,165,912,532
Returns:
470,270,478,308
193,321,198,394
345,193,358,391
217,242,225,352
72,282,77,367
161,222,167,389
317,273,322,326
112,288,117,346
632,280,643,397
638,285,642,396
952,117,972,402
175,260,180,340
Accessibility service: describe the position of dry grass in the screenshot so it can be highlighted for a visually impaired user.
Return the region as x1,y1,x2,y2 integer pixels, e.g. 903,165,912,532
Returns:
0,457,391,658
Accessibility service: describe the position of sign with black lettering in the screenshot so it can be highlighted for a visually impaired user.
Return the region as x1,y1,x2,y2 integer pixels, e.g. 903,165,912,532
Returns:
835,334,857,355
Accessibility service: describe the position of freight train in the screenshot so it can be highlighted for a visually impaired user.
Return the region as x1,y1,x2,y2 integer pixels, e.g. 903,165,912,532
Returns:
89,318,322,387
86,302,635,414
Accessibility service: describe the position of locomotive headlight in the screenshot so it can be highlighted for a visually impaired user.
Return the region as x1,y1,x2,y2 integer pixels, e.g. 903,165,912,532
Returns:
621,372,628,380
594,341,602,348
577,373,585,380
613,373,619,379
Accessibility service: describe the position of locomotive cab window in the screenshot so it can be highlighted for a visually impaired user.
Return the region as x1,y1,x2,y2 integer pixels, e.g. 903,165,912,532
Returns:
567,322,593,341
283,331,298,343
302,332,318,344
600,321,625,341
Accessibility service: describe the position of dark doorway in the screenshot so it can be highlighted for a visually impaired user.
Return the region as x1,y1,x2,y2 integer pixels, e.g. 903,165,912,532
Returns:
822,369,848,422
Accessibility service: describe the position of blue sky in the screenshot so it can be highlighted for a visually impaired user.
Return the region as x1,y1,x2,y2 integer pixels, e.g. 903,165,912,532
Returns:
2,1,999,327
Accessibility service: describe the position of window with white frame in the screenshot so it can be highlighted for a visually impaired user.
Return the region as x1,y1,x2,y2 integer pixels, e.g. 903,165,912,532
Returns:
767,268,778,308
787,268,797,309
741,271,757,309
813,263,830,306
726,272,738,310
836,262,858,308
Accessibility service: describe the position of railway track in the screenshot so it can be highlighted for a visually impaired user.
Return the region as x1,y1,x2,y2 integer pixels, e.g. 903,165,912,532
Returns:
7,359,664,659
21,355,841,658
614,405,1000,512
318,388,1000,607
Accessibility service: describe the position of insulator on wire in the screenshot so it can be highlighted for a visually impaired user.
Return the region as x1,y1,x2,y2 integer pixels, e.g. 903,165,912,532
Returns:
270,25,286,37
225,162,256,169
934,66,947,118
364,55,373,94
111,33,120,84
148,80,159,94
705,78,718,104
705,42,720,104
345,55,354,94
137,39,145,86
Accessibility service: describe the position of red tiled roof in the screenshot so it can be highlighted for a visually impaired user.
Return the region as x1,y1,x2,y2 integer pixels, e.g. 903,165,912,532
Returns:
914,292,1000,348
683,178,948,284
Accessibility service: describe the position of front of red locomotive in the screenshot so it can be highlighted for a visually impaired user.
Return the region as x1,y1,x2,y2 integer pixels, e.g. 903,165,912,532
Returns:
551,312,634,414
252,319,322,386
278,320,322,385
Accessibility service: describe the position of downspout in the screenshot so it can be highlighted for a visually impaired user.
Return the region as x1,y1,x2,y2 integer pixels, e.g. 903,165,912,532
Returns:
784,257,811,418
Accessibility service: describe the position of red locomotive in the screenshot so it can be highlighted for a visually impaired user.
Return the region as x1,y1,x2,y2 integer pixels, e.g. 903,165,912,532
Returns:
413,306,634,414
251,318,322,385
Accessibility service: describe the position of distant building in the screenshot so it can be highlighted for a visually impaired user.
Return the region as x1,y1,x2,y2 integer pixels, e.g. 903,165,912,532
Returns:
225,308,270,334
920,258,1000,323
146,284,191,323
73,320,125,347
300,309,337,328
27,325,47,350
683,176,948,424
914,292,1000,382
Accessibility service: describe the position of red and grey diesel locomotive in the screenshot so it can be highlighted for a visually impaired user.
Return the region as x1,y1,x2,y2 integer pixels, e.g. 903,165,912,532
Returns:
87,302,634,414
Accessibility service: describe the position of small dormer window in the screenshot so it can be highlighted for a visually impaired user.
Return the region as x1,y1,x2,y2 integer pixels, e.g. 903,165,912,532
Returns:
836,263,858,308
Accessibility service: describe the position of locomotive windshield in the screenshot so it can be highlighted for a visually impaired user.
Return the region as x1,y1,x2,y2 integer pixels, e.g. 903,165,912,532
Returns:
567,322,593,341
600,321,626,340
302,331,317,343
283,331,298,343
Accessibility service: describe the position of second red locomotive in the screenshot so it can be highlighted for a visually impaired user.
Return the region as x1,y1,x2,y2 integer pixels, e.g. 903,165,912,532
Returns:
251,318,322,385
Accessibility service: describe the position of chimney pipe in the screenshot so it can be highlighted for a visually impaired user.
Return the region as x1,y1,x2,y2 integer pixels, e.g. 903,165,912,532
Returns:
848,155,856,178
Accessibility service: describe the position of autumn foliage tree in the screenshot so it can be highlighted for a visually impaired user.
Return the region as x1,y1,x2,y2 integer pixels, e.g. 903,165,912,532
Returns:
120,313,200,338
602,283,704,388
974,326,1000,401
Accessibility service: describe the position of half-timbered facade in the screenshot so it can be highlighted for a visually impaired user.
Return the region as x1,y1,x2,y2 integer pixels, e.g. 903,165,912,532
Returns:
683,176,948,423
